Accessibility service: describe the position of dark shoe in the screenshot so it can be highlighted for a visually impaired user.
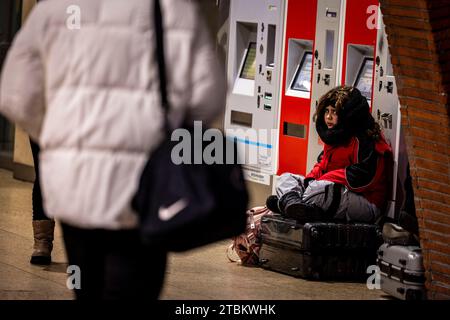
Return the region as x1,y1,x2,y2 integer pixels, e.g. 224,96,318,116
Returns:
30,220,55,265
285,202,324,223
278,191,302,216
382,222,419,246
279,191,323,223
266,195,281,213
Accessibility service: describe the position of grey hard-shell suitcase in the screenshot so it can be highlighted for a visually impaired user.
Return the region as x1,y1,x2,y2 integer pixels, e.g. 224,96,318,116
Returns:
377,243,426,300
258,214,382,280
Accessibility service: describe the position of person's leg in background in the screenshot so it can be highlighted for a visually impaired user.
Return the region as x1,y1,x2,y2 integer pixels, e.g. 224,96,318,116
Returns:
30,139,55,265
61,223,167,300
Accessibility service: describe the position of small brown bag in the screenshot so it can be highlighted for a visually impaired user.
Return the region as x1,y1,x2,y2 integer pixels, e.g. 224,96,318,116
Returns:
227,206,272,266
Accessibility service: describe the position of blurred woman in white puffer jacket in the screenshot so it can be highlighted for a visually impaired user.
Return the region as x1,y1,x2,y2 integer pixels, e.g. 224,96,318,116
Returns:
0,0,226,299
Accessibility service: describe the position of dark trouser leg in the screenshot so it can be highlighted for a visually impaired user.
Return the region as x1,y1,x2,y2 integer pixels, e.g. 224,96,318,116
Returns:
61,223,104,299
30,139,54,264
61,223,167,300
102,232,167,300
30,139,48,221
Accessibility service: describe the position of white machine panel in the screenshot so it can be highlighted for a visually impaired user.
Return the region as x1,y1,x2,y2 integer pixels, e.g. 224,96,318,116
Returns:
224,0,286,182
372,10,401,219
307,0,345,172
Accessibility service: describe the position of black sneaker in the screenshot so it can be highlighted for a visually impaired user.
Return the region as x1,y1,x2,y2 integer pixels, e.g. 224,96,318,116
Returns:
278,191,302,216
279,191,323,223
284,202,324,223
265,195,281,213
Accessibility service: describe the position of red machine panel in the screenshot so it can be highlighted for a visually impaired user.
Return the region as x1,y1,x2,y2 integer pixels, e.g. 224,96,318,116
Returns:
277,0,318,176
341,0,379,105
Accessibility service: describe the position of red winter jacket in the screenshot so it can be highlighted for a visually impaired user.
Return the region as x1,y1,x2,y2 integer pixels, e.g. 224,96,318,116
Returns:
305,134,393,210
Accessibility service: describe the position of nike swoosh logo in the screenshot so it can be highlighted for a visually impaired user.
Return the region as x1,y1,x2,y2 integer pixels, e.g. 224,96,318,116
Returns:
158,198,188,221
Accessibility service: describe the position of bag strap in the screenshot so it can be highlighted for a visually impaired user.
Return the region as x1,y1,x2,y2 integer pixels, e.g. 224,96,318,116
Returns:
324,183,342,218
153,0,170,134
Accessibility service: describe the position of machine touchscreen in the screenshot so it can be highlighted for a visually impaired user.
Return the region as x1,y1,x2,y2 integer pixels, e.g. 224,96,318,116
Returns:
291,52,313,92
239,42,257,80
355,58,374,101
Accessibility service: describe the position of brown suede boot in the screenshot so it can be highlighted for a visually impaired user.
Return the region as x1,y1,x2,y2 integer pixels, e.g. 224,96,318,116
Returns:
30,220,55,265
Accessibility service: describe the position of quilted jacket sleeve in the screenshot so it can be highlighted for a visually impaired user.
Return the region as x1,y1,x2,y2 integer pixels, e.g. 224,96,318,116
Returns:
0,6,45,142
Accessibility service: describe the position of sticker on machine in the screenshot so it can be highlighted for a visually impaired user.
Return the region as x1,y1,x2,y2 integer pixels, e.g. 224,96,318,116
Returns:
243,169,270,185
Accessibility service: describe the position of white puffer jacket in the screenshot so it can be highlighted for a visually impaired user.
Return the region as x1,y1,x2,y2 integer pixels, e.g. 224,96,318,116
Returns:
0,0,226,229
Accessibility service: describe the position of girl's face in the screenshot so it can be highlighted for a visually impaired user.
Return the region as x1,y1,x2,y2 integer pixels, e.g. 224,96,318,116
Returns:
324,105,338,129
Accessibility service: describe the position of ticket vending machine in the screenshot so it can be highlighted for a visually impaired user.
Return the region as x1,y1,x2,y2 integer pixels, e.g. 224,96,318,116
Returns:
224,0,286,185
306,0,381,172
342,0,378,105
306,0,346,172
372,10,402,219
278,0,378,177
277,0,318,176
278,0,378,176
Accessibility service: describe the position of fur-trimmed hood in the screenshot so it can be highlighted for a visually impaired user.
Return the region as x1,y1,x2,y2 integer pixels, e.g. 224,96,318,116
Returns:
316,87,376,146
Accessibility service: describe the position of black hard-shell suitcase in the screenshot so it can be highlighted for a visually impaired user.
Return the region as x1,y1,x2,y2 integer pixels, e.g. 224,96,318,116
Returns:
260,214,382,251
259,242,376,280
259,214,382,280
377,243,426,300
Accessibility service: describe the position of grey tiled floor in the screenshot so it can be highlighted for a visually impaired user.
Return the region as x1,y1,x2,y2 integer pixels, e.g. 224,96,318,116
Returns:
0,169,388,300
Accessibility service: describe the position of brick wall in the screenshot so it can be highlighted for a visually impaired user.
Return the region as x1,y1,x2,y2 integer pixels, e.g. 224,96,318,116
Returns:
380,0,450,300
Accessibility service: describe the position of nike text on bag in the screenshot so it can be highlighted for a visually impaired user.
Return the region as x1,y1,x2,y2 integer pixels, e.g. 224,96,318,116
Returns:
131,0,248,252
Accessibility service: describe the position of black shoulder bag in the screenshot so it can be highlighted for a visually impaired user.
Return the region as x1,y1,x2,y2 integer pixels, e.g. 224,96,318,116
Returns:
131,0,248,252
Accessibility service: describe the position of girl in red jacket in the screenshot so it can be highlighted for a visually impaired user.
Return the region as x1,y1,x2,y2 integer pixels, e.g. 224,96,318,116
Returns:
267,86,393,223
